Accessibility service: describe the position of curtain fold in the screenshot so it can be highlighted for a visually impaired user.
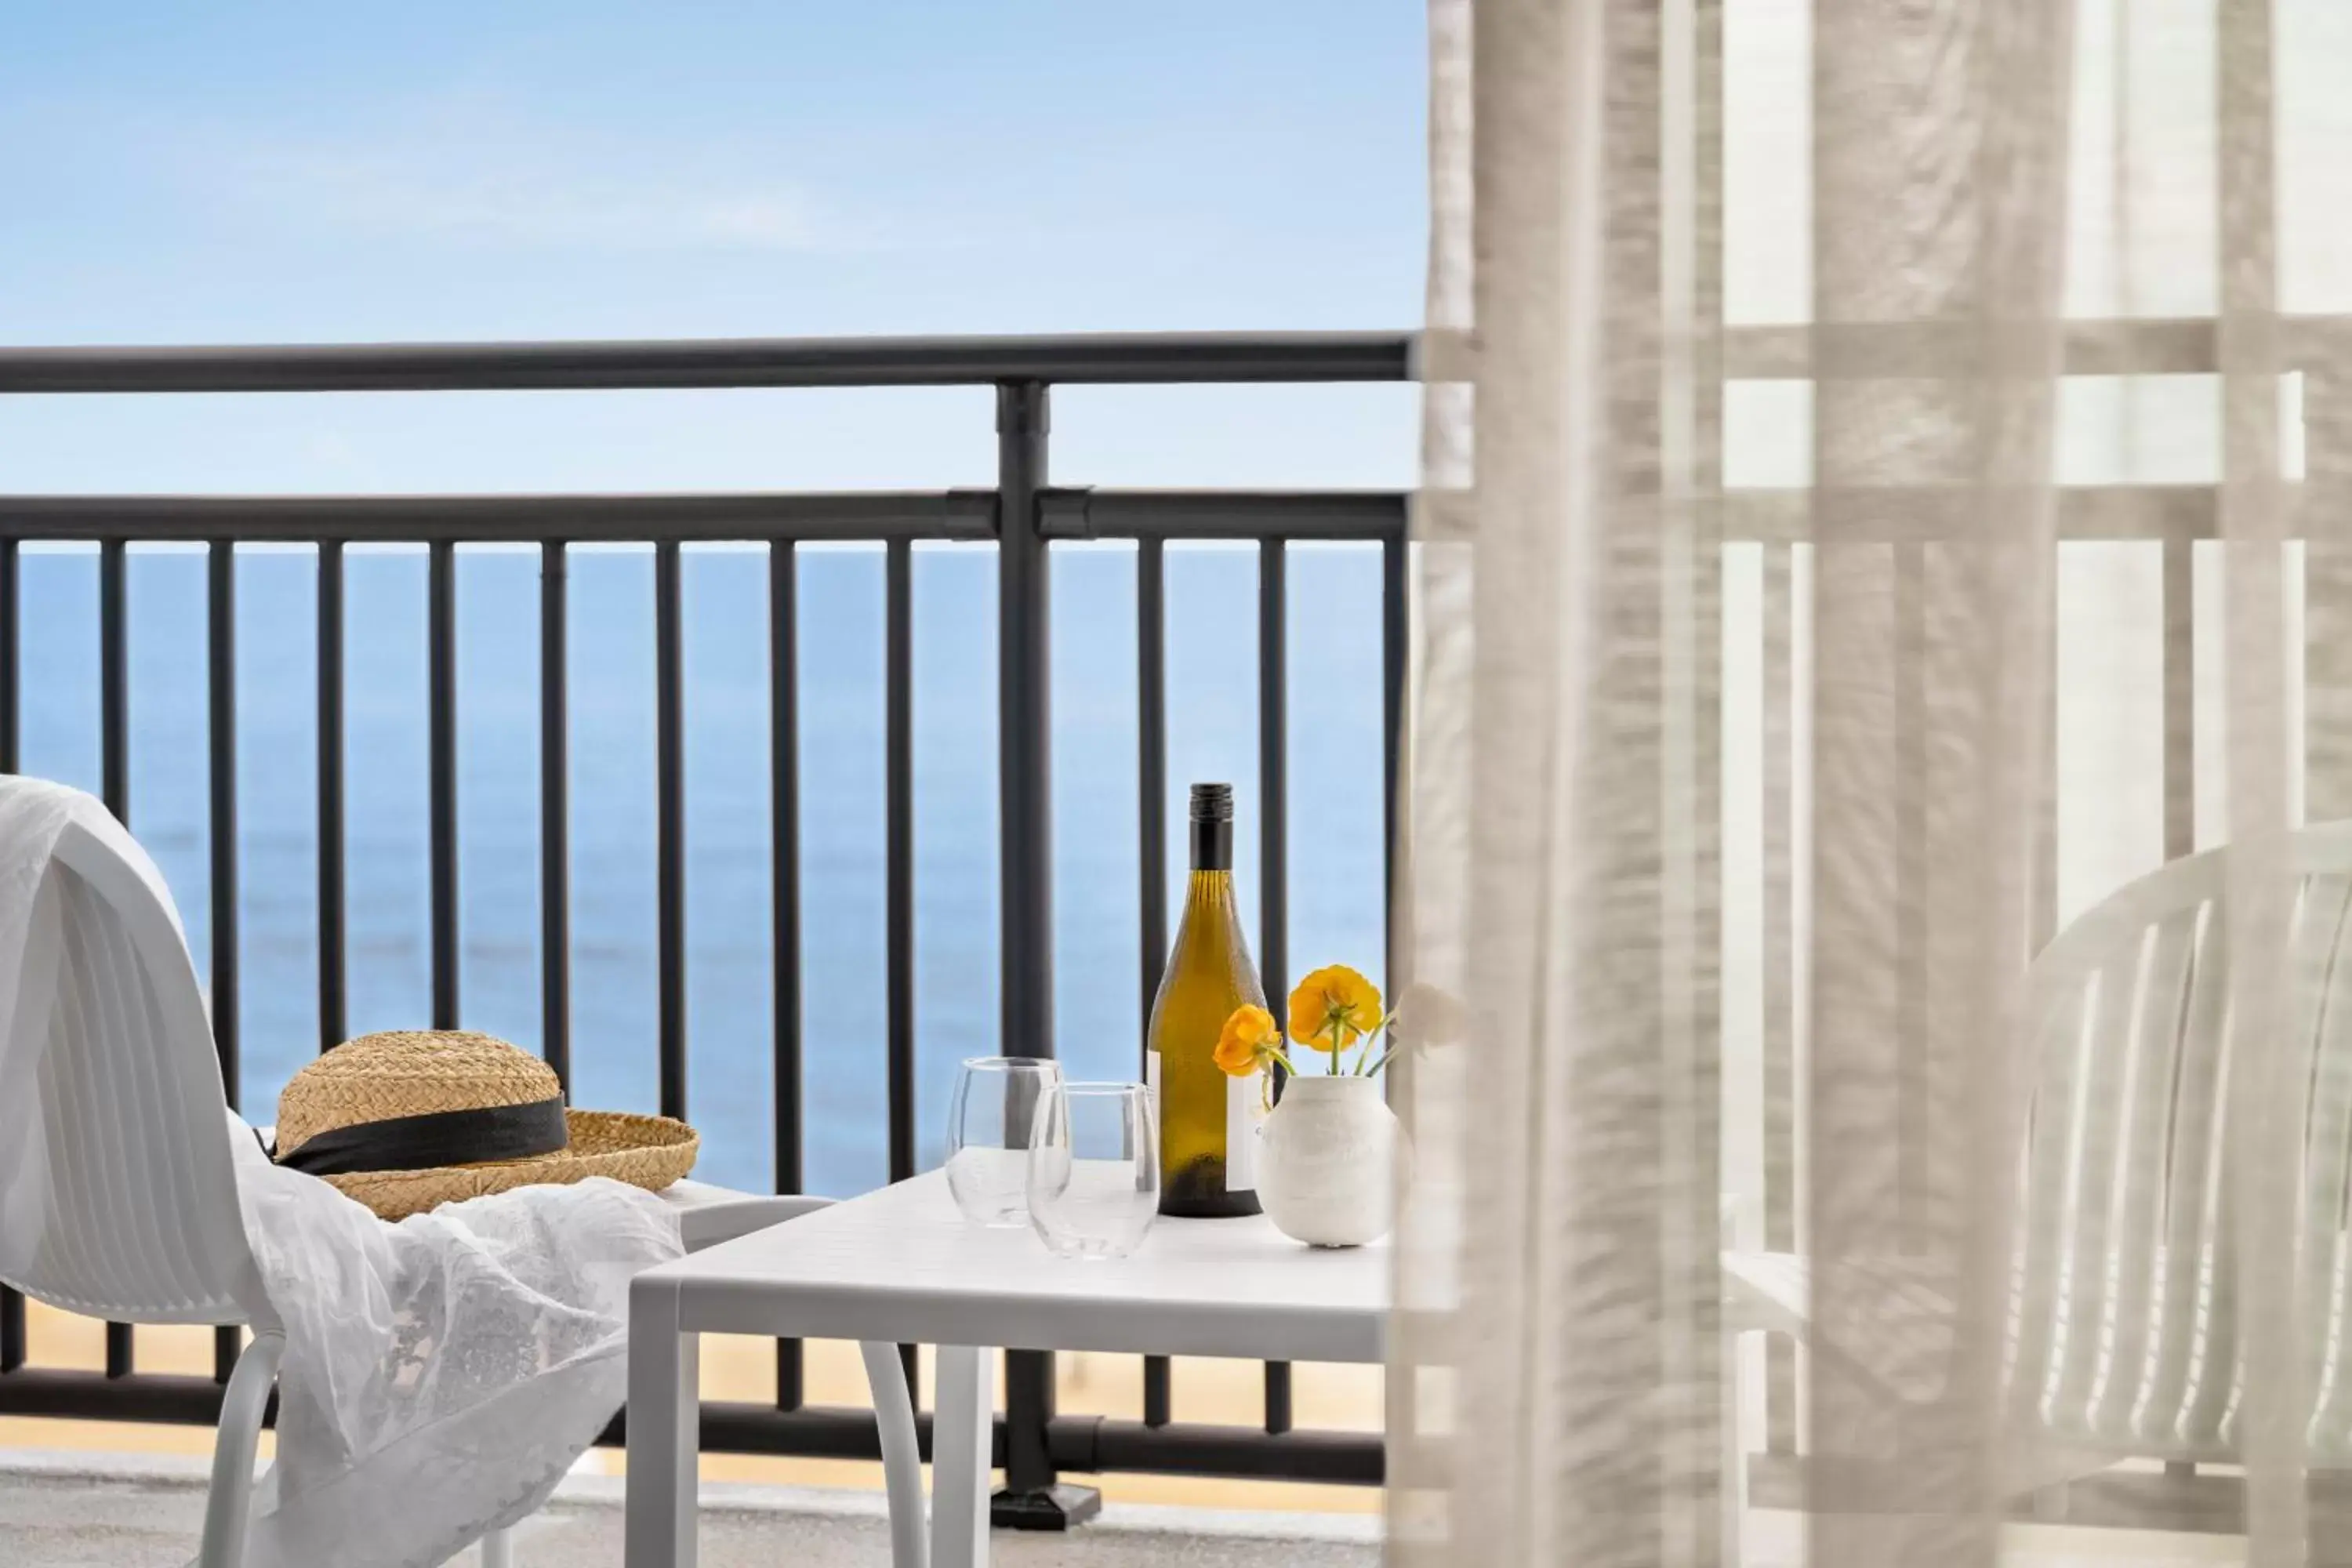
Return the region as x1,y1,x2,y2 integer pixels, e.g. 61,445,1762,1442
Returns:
1390,2,2347,1564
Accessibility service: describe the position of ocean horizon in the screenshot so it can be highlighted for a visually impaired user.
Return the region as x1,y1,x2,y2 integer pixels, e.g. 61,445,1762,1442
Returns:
12,538,1388,1197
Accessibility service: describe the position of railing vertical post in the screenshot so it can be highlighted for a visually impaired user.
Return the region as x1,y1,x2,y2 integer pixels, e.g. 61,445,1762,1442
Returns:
1382,532,1406,960
100,538,132,1382
0,537,17,1376
1258,539,1293,1435
886,537,916,1183
0,540,13,775
318,541,346,1052
655,540,687,1122
429,539,459,1029
540,541,571,1091
208,541,242,1384
884,535,920,1400
1136,535,1173,1429
209,542,240,1108
992,379,1101,1530
770,539,806,1410
996,386,1054,1051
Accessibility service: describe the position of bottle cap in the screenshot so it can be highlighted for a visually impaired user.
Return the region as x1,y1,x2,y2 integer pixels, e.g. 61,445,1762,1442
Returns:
1189,782,1234,822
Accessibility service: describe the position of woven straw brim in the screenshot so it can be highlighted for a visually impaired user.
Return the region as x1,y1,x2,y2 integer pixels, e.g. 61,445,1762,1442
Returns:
322,1109,699,1221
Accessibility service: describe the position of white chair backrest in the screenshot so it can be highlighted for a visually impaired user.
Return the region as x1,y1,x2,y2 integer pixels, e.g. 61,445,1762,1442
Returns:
2013,822,2352,1461
0,796,267,1327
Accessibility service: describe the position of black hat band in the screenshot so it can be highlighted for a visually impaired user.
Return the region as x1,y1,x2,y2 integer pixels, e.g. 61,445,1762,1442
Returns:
275,1096,570,1177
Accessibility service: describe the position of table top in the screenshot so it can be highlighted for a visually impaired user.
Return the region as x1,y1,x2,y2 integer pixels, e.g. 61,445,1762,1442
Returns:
637,1171,1388,1363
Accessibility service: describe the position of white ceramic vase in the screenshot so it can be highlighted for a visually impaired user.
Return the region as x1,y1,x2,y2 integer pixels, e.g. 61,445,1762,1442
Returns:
1257,1074,1403,1247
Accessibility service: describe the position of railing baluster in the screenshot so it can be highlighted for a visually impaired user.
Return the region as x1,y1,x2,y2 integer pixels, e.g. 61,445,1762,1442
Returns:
886,535,920,1401
208,540,241,1384
0,539,13,774
102,541,127,815
1136,535,1173,1429
1382,532,1406,971
541,541,570,1091
887,538,916,1182
209,542,240,1102
1,536,17,1374
1378,524,1407,1457
429,539,459,1029
656,540,687,1120
1138,535,1169,1027
100,538,132,1381
1258,538,1291,1437
318,541,346,1051
771,539,805,1411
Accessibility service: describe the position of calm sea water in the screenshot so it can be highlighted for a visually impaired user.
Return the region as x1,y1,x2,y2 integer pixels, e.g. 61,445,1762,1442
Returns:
14,541,1387,1196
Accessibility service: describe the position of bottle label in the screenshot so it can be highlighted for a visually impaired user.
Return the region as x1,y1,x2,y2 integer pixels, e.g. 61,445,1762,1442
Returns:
1225,1070,1265,1192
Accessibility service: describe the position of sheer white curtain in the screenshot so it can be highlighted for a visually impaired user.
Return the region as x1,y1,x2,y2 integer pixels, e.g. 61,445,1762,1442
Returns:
1389,1,2348,1564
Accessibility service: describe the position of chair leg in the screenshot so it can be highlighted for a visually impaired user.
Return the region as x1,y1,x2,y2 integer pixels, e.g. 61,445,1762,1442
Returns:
197,1329,285,1568
480,1524,514,1566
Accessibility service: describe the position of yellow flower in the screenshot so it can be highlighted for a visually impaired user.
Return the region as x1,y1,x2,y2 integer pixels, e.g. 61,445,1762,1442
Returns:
1287,965,1383,1057
1215,1004,1283,1076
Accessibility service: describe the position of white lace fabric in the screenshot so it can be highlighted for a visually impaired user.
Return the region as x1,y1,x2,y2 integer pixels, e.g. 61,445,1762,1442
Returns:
225,1138,682,1568
0,777,685,1567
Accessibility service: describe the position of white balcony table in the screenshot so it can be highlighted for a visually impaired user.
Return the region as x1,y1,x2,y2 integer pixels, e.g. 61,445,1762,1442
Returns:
624,1168,1388,1568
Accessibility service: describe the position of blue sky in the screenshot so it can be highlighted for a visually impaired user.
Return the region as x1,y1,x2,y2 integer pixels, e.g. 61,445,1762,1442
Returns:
0,3,1426,491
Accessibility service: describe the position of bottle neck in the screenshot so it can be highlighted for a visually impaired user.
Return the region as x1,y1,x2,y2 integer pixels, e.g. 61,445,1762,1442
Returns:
1183,867,1235,911
1189,816,1232,871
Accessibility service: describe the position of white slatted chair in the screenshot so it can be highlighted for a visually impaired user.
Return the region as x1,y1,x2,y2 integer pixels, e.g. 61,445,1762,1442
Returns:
0,786,924,1567
1724,822,2352,1549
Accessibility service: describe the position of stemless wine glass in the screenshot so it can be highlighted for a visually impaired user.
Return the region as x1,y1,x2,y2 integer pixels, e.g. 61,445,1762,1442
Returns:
1026,1081,1160,1261
946,1057,1064,1226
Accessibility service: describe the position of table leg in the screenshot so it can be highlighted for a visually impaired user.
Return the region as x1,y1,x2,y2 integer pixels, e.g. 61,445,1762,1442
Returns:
930,1345,994,1568
626,1277,700,1568
858,1341,931,1568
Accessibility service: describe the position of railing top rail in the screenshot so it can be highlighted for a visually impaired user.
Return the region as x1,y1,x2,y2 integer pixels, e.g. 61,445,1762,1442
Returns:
15,314,2350,396
0,490,1003,543
0,331,1418,395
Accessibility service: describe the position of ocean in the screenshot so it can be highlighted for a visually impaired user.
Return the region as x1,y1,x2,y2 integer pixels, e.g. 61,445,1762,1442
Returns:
13,539,1388,1197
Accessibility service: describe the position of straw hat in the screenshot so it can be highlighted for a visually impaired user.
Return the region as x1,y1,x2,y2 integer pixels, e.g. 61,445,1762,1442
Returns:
274,1030,698,1220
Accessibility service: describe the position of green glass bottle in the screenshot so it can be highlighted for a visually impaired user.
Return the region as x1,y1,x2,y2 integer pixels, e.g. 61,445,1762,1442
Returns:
1147,783,1269,1218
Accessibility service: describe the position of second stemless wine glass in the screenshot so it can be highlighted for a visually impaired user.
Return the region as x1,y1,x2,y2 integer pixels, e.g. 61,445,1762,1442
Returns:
1026,1081,1160,1260
945,1056,1063,1226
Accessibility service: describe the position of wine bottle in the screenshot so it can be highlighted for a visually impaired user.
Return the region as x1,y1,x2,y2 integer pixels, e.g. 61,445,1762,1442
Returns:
1147,782,1269,1218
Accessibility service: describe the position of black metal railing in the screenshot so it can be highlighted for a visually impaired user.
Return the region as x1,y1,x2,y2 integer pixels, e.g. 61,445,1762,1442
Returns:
0,331,1411,1510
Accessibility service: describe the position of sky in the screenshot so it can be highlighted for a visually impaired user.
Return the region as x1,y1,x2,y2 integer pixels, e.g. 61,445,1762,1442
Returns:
0,2,1427,492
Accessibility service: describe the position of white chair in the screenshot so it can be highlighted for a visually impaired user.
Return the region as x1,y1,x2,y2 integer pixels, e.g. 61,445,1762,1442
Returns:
0,793,923,1566
1723,821,2352,1552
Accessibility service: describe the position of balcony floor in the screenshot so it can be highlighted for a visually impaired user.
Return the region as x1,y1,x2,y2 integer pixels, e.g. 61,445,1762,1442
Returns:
5,1446,2269,1567
0,1448,1381,1568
